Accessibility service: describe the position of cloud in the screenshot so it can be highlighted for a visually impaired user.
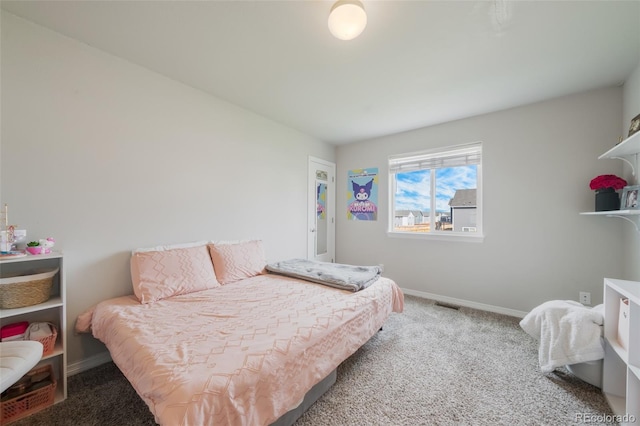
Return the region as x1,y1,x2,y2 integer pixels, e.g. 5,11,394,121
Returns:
395,170,430,211
394,166,477,212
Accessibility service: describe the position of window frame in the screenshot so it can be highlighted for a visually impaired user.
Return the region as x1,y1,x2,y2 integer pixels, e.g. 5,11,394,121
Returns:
387,142,484,242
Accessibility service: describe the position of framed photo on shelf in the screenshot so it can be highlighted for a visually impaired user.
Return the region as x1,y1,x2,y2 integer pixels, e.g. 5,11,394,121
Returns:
621,185,640,210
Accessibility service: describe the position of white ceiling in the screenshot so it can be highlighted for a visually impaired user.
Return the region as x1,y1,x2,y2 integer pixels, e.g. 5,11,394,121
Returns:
2,1,639,145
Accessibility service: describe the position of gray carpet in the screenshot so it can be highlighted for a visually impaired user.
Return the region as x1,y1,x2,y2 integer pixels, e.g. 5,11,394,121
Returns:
11,295,613,425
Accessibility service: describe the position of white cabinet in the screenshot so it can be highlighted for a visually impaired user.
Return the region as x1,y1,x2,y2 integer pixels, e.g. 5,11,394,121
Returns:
602,278,639,424
0,252,67,407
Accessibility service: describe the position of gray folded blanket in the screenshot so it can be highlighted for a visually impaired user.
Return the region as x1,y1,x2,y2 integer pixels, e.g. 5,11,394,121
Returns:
266,258,381,292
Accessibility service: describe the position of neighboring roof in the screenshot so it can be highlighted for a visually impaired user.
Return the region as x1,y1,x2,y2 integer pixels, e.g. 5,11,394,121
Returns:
394,210,426,218
449,189,477,208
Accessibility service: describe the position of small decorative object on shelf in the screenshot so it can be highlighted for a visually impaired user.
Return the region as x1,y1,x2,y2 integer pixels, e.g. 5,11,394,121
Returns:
25,238,55,255
594,188,620,212
26,241,41,255
589,174,627,212
0,204,28,256
628,113,640,138
39,238,55,254
0,251,26,259
621,185,639,210
0,204,16,253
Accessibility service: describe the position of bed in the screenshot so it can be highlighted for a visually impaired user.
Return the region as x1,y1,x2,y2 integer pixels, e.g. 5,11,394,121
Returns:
78,240,404,426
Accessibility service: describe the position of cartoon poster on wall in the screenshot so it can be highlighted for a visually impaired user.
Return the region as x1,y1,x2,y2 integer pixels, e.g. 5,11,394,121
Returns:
347,168,378,221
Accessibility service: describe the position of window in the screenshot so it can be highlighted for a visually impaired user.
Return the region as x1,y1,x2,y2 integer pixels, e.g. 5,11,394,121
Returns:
388,142,482,240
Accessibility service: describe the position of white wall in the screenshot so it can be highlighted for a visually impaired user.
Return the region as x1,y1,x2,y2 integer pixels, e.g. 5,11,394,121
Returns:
3,9,636,369
336,87,625,313
622,62,640,281
0,13,334,366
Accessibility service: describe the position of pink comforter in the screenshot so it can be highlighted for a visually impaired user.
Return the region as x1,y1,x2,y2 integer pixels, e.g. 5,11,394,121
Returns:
91,274,403,426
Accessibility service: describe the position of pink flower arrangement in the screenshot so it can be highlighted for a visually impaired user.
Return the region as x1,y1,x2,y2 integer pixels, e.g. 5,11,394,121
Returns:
589,174,627,191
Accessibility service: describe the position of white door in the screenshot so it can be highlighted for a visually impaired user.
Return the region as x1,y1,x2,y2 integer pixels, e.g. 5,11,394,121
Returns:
308,157,335,262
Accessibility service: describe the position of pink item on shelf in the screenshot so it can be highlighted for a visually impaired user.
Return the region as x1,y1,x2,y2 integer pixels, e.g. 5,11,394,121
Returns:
1,321,29,341
25,247,42,255
39,238,55,254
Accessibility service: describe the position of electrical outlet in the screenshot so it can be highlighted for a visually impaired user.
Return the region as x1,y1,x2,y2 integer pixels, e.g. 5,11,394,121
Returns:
579,291,591,305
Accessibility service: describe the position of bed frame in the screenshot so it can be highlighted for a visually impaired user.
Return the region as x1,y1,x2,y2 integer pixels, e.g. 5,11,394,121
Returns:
270,369,337,426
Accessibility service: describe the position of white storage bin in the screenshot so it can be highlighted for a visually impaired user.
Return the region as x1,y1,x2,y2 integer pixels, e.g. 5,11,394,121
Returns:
617,297,629,350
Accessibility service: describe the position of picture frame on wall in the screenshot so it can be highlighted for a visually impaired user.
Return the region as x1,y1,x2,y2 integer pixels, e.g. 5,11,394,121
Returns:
629,113,640,137
621,185,640,210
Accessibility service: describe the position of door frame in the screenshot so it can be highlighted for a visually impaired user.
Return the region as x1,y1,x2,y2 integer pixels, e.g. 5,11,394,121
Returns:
308,156,335,262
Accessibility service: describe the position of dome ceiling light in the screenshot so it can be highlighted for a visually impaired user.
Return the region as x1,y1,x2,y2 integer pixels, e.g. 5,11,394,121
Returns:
328,0,367,41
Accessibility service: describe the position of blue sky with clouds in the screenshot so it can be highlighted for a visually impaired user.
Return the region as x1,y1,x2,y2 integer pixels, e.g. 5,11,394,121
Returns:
394,166,477,212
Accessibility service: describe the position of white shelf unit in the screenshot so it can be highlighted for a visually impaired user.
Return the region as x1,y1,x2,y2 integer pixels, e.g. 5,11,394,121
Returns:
602,278,639,424
0,252,67,406
581,131,640,231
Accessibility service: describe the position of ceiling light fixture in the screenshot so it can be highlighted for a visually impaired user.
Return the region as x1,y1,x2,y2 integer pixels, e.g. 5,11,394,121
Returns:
328,0,367,41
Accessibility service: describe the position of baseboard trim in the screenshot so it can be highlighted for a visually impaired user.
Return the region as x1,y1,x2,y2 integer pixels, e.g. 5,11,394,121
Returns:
67,351,112,377
401,288,528,318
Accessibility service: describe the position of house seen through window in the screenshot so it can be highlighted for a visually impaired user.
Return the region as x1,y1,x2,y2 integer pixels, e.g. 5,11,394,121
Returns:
389,142,482,238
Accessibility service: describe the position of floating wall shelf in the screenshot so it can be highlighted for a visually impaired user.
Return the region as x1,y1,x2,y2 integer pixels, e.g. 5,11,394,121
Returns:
582,130,640,232
580,210,640,232
599,131,640,177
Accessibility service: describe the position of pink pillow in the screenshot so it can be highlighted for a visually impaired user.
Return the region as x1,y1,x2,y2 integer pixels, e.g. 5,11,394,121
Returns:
75,305,96,333
207,240,266,285
130,245,220,304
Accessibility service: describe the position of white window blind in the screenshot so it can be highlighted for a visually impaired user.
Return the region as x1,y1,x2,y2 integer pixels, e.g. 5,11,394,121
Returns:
389,143,481,173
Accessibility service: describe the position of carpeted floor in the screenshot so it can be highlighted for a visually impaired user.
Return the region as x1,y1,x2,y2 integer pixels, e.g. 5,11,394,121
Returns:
11,295,613,425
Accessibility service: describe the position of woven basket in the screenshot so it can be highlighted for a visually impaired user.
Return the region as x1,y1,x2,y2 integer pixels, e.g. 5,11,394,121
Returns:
0,364,56,424
0,268,59,309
